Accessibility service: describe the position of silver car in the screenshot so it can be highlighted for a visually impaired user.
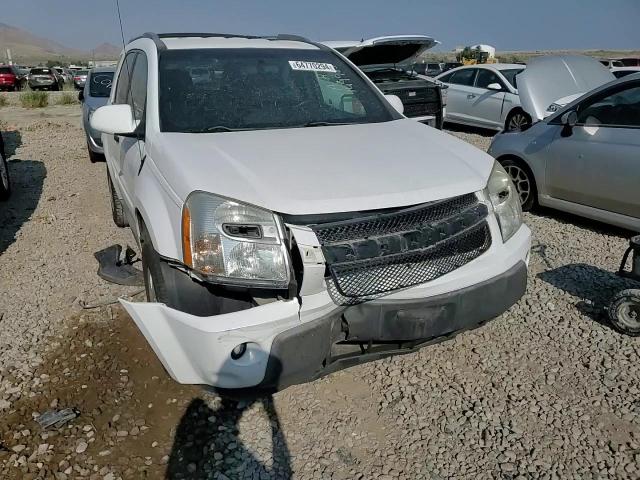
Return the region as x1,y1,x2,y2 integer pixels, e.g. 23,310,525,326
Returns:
79,67,115,162
489,69,640,232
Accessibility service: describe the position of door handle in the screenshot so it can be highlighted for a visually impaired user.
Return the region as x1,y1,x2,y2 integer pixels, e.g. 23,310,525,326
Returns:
467,94,476,99
114,134,120,143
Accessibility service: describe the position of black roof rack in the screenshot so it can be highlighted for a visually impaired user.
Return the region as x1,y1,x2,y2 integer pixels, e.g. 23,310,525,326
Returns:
128,32,327,51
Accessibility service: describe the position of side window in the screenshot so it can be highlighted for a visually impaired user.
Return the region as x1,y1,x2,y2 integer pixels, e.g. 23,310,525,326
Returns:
438,72,453,83
475,69,504,90
449,69,476,86
577,84,640,128
128,53,148,120
114,52,137,105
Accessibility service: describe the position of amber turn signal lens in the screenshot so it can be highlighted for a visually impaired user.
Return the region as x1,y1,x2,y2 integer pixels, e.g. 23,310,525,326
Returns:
182,206,192,267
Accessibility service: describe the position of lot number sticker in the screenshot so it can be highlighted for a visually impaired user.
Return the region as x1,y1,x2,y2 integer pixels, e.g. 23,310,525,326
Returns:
289,61,337,73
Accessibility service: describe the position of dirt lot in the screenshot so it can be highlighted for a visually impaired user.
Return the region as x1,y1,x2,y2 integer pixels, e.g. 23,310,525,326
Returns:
1,99,639,480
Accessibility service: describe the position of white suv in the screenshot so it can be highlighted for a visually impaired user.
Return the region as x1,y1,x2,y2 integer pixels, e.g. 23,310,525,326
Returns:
91,33,531,391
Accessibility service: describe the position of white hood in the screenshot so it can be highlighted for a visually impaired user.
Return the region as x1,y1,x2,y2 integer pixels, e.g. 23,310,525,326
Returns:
323,35,439,66
148,119,492,215
518,55,615,121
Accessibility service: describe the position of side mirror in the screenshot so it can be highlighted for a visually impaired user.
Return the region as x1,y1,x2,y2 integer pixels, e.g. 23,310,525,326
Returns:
90,104,137,135
78,90,84,102
560,110,578,137
385,94,404,115
487,83,502,91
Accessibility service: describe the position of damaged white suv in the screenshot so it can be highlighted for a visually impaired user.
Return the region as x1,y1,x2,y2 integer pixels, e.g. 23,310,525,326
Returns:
91,32,531,391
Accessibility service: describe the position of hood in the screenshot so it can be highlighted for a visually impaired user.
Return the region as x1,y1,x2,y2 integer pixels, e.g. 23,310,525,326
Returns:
518,55,615,121
149,119,492,216
323,35,439,67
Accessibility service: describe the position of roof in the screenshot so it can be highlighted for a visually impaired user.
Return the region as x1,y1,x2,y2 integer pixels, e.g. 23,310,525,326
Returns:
90,66,116,73
323,35,439,51
443,63,525,72
130,33,321,51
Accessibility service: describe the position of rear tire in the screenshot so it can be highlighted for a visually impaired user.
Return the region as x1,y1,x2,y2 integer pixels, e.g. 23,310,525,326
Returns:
0,155,10,201
107,170,128,228
609,289,640,337
499,157,537,211
505,109,532,132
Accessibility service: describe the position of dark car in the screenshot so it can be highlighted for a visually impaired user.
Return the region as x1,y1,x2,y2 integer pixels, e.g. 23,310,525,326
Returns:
412,62,444,76
325,36,445,129
442,62,463,72
0,131,10,200
0,65,24,91
28,67,64,91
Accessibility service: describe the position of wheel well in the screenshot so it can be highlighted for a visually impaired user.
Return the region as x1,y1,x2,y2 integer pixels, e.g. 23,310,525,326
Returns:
497,155,537,188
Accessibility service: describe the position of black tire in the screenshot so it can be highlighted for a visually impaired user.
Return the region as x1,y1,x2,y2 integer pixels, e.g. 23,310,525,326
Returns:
505,109,532,132
140,222,169,303
0,155,10,201
499,157,537,211
609,289,640,336
107,170,128,228
87,143,104,163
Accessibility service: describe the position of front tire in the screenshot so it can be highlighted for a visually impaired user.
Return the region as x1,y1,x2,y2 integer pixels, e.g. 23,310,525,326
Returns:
505,109,532,132
140,222,169,303
499,157,537,211
0,154,10,201
107,170,128,228
609,289,640,337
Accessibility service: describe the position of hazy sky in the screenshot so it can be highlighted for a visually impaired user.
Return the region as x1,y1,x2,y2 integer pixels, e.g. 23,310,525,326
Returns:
4,0,639,52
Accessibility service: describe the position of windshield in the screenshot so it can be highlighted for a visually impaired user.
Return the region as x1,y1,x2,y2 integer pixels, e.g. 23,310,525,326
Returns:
89,72,114,97
76,70,88,76
500,68,524,89
0,67,13,75
159,48,395,133
31,68,52,75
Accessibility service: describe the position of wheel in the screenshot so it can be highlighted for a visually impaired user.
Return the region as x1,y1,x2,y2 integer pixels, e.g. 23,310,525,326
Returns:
140,222,168,303
608,289,640,336
505,109,532,132
107,170,128,228
87,143,104,163
53,83,60,91
0,155,10,201
499,157,537,211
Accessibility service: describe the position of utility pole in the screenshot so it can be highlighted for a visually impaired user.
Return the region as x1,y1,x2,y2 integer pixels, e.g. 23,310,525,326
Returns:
6,48,13,65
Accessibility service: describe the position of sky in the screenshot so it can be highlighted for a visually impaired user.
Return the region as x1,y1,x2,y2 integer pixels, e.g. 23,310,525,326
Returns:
3,0,639,52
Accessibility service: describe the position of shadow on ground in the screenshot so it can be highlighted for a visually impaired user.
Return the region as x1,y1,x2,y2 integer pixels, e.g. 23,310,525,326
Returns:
167,396,292,480
532,206,636,238
0,158,46,256
443,121,497,137
538,263,638,328
1,130,22,158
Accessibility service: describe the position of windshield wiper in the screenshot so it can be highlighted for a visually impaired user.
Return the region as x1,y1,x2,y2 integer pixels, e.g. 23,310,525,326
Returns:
185,126,246,133
302,121,351,128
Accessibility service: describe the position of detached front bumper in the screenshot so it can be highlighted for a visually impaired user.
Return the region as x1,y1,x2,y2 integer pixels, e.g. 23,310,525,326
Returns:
121,222,530,391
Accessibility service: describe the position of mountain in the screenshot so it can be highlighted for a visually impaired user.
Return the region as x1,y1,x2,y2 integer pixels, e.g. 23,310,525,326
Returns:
0,22,119,64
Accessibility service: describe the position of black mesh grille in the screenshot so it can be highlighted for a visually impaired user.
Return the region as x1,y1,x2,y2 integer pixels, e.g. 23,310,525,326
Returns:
311,194,492,305
403,102,441,118
314,194,478,245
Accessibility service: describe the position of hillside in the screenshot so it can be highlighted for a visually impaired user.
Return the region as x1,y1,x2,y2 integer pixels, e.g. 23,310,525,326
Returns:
0,22,119,64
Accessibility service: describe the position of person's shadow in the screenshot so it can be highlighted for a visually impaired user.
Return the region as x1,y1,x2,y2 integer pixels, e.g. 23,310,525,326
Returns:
166,358,293,479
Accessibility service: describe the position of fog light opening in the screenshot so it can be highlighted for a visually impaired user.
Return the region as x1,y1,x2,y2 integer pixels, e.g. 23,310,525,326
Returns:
230,343,247,360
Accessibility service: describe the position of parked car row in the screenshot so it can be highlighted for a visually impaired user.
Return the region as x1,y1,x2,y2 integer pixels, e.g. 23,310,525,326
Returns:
0,65,26,91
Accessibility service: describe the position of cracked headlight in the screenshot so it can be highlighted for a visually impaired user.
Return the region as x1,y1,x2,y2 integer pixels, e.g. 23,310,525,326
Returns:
182,192,290,288
486,162,522,242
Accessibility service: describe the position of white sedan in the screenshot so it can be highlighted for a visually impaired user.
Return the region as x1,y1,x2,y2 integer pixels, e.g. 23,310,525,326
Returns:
436,64,528,131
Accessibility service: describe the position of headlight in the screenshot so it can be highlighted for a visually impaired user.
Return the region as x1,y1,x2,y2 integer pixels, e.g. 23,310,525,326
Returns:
485,162,523,242
182,192,290,288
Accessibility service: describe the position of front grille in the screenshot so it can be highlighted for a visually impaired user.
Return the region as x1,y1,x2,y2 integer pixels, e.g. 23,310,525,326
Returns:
403,102,441,118
392,87,439,103
311,194,491,305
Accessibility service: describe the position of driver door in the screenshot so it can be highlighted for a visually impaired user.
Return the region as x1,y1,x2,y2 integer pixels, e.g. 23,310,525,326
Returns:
545,81,640,218
469,69,507,129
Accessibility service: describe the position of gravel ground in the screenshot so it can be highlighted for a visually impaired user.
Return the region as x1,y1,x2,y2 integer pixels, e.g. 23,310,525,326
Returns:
1,105,639,480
